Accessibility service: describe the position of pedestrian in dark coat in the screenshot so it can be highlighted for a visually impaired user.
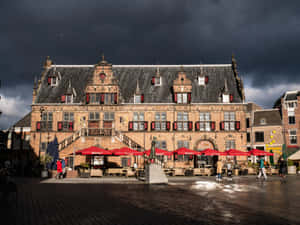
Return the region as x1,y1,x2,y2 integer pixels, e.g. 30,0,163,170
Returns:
278,156,287,179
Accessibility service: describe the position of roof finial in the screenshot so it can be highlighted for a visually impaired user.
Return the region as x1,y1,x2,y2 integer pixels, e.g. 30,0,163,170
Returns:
102,53,105,61
44,56,52,68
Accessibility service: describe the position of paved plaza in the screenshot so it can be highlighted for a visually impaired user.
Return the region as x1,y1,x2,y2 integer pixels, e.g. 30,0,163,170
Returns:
1,176,300,225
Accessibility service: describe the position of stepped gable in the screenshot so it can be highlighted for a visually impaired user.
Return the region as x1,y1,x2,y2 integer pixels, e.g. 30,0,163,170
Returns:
35,64,243,104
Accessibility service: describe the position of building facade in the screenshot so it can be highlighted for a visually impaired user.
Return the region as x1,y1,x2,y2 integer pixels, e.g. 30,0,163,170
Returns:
30,56,248,168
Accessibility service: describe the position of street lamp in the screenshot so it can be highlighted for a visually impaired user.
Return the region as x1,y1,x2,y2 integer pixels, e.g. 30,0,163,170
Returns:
39,107,45,159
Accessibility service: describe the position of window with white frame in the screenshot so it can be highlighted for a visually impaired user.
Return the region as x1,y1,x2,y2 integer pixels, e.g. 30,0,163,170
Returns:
177,93,188,104
289,130,297,144
65,95,73,104
155,140,167,149
134,95,141,103
155,112,167,131
286,101,297,109
104,112,114,121
41,112,53,130
224,112,235,131
199,112,211,131
198,76,205,85
222,94,229,103
89,112,100,121
155,77,161,86
288,110,295,124
62,112,74,130
51,77,58,86
133,112,144,131
225,140,235,150
177,112,189,131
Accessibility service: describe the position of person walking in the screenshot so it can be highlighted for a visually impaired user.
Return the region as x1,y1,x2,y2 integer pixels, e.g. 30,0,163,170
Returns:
61,158,66,179
216,159,223,182
257,157,267,180
278,156,287,181
56,159,62,179
227,160,233,180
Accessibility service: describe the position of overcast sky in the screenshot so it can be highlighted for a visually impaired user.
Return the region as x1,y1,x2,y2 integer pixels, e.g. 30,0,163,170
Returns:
1,0,300,129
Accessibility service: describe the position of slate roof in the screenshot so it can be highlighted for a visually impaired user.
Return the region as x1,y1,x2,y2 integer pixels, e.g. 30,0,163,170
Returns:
35,65,243,104
253,110,282,126
14,112,31,128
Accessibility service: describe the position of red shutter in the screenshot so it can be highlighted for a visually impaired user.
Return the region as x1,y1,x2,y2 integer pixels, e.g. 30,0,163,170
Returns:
60,95,66,102
235,121,240,130
220,122,225,130
205,76,209,84
210,121,216,131
86,93,90,104
195,122,200,131
58,122,62,131
189,155,193,160
144,122,148,131
151,77,155,85
69,122,73,131
100,94,104,104
114,93,118,104
141,94,144,103
36,122,41,131
174,93,177,103
188,93,191,103
151,122,155,131
173,122,177,131
166,121,170,130
188,121,193,131
230,94,233,102
47,77,51,85
128,122,133,131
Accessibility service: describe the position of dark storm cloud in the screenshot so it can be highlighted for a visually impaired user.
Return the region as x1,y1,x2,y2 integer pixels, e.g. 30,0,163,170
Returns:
1,0,300,128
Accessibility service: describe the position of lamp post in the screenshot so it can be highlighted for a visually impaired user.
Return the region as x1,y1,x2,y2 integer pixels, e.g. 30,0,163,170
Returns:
39,107,45,159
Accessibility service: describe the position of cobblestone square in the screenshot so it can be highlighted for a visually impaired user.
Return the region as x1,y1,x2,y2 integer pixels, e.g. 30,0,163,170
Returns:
1,176,300,225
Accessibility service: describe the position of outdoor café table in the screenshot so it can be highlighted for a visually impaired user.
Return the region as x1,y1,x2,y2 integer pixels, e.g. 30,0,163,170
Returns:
106,168,126,176
90,169,103,177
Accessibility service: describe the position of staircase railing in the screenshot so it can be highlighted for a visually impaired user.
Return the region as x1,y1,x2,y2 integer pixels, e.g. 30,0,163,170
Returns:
58,129,81,151
114,130,144,152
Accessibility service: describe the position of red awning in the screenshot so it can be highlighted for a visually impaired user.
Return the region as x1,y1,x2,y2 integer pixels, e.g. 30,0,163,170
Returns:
76,146,112,155
111,147,143,156
249,149,274,156
225,149,251,156
174,147,199,155
199,148,227,156
144,148,173,156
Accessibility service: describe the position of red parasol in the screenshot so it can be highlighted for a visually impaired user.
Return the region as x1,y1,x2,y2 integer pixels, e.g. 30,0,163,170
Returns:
144,148,173,156
199,148,227,156
225,149,251,156
174,147,199,155
249,149,274,156
76,146,112,155
112,147,143,156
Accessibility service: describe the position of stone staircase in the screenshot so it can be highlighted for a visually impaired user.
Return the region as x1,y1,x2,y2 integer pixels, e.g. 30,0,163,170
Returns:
58,128,145,153
145,163,168,184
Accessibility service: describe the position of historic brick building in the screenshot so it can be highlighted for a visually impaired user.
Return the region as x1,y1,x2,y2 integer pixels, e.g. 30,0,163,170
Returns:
29,55,248,168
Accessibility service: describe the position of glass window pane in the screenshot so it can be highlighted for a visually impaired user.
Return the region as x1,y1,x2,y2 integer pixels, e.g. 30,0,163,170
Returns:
183,122,188,131
161,141,166,149
182,93,187,103
135,95,141,103
205,113,210,121
139,113,144,121
42,112,47,121
161,112,166,121
200,122,205,131
89,112,94,120
230,112,235,121
177,112,182,121
178,94,182,103
230,122,235,130
133,122,138,130
95,112,100,120
200,113,204,121
133,112,138,121
155,113,160,121
178,122,183,130
161,122,166,130
64,112,69,121
183,113,188,121
110,112,114,120
139,122,144,130
224,112,229,121
205,122,210,131
70,113,74,121
155,122,160,130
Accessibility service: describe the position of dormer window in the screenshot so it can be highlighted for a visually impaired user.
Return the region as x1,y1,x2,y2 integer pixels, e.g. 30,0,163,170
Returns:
198,76,208,86
260,118,266,125
66,95,73,103
198,76,205,85
48,77,58,87
155,77,161,86
222,94,229,103
134,94,144,103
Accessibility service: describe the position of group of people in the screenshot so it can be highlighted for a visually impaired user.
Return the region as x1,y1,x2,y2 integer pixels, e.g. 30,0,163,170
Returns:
56,158,66,179
215,155,288,182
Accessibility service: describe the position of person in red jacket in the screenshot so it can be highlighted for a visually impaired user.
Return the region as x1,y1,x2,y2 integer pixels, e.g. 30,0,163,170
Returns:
56,159,62,179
